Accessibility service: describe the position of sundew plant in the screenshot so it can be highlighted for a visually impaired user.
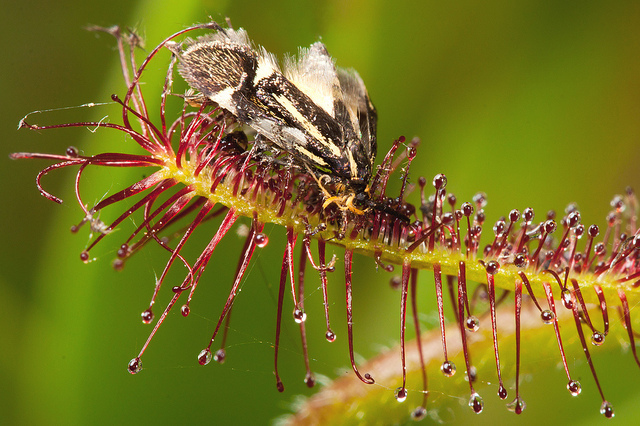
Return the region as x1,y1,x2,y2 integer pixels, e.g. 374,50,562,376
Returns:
5,2,640,425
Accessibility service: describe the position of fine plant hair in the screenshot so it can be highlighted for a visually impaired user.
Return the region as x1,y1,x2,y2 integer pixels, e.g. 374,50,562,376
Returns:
11,22,640,422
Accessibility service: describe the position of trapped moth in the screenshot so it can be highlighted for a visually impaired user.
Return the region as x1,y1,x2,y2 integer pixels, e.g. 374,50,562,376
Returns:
168,22,378,215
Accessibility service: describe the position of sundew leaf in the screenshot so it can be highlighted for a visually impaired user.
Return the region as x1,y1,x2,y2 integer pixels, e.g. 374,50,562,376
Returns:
286,298,640,425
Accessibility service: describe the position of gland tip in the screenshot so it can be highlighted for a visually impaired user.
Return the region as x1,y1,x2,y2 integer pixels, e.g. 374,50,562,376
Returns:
506,397,526,414
395,387,407,402
441,360,456,377
567,380,582,396
127,357,142,374
600,401,614,418
197,348,212,366
469,393,484,414
141,308,153,324
411,406,427,421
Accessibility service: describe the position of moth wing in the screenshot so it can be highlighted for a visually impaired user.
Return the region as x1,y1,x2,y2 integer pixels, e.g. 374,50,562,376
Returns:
250,72,348,173
284,42,339,118
177,29,258,115
337,68,377,167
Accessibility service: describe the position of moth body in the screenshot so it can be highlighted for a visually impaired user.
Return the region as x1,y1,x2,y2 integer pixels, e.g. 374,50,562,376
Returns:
172,25,377,194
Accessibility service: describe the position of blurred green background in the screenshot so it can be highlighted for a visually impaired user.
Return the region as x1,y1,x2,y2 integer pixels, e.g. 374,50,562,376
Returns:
2,0,640,425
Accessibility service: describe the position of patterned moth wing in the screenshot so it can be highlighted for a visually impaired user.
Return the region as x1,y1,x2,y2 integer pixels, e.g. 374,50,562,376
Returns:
172,26,377,190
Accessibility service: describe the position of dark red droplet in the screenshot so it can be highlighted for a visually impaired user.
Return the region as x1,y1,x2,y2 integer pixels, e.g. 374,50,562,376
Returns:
198,348,212,366
127,357,142,374
117,244,129,258
112,259,124,271
567,380,581,396
66,146,79,157
325,330,336,343
304,373,315,388
523,207,534,222
441,360,456,377
433,174,447,190
485,260,500,275
395,387,407,402
180,304,190,317
541,310,555,324
600,401,614,418
141,309,153,324
498,384,508,399
214,349,226,364
461,202,473,217
469,393,484,413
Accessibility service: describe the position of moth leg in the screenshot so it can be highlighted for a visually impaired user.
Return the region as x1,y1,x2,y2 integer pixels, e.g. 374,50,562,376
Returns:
345,194,367,215
322,195,344,211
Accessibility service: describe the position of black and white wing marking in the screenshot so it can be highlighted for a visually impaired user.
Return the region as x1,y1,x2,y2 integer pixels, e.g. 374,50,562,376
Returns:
336,68,377,184
174,26,377,186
